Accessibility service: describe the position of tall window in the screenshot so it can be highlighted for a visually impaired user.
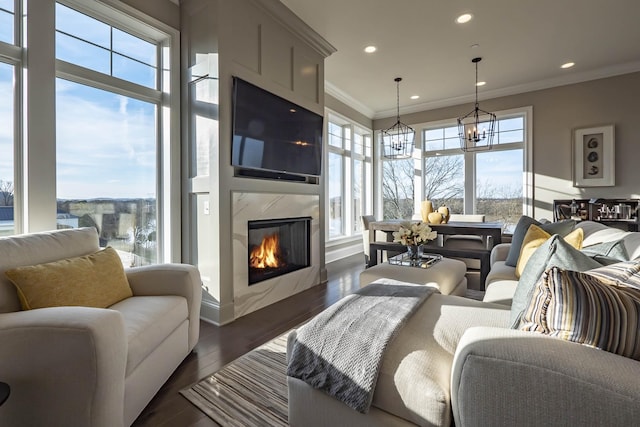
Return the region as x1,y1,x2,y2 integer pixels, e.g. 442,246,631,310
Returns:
328,149,343,238
352,129,372,233
422,112,527,231
0,0,17,236
422,125,464,213
0,62,14,236
381,109,530,232
54,2,164,266
326,112,372,241
0,2,177,260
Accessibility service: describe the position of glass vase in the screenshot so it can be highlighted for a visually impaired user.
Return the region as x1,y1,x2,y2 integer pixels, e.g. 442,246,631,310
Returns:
406,244,423,261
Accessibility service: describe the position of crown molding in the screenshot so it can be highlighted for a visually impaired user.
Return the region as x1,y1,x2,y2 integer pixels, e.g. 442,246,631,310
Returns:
356,60,640,119
250,0,337,58
325,81,376,119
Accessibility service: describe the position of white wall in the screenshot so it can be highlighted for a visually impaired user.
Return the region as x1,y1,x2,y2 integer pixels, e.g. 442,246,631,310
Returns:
373,72,640,220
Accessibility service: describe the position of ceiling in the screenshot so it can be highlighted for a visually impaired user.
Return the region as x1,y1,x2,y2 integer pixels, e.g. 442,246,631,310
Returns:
279,0,640,119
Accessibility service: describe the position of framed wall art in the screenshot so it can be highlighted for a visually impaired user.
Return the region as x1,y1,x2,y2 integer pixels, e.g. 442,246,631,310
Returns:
573,124,615,187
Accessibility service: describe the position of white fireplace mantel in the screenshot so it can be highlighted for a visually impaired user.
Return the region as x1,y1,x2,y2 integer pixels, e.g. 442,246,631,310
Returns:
231,191,321,318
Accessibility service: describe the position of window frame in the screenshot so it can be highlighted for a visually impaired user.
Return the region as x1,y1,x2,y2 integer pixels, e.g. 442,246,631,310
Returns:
53,0,180,262
5,0,180,263
325,110,373,243
420,107,533,219
0,0,23,234
378,106,533,223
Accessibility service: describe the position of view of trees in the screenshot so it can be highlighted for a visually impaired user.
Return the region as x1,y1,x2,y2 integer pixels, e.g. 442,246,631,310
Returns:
382,159,414,220
476,179,522,231
0,180,13,206
382,156,466,220
57,198,157,266
424,155,464,213
382,155,522,232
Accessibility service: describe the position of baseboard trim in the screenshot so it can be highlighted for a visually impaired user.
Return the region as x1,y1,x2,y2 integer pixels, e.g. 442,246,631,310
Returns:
326,242,362,264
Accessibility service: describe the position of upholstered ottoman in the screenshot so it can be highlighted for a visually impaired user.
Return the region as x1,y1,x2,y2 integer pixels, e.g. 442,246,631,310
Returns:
360,257,467,296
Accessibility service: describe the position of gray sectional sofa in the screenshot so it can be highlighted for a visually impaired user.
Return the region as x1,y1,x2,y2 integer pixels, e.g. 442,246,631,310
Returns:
287,220,640,426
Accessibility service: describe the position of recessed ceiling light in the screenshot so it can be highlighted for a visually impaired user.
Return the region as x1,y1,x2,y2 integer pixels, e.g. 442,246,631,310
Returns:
456,13,473,24
561,62,575,69
475,81,486,87
364,45,377,53
410,95,420,100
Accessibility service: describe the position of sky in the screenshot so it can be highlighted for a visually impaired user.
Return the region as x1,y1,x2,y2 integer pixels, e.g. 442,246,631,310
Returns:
0,62,13,187
0,3,159,200
0,1,13,45
55,3,157,199
423,119,525,192
1,3,524,202
56,79,157,199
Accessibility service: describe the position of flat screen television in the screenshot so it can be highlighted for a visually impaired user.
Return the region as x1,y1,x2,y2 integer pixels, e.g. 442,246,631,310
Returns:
231,77,323,178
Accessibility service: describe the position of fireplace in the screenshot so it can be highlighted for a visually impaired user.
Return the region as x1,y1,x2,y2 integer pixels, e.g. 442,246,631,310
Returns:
247,216,311,285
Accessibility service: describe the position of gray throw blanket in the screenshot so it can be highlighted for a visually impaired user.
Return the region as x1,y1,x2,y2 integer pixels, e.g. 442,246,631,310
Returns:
286,279,437,413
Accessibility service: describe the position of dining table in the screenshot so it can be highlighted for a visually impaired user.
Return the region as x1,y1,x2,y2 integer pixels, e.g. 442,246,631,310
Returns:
368,220,503,247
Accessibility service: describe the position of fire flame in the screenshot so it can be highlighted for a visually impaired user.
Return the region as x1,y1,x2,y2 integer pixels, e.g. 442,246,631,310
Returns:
250,234,284,269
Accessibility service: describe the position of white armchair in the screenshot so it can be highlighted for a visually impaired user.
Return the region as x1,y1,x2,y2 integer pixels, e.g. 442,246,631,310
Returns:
0,228,202,427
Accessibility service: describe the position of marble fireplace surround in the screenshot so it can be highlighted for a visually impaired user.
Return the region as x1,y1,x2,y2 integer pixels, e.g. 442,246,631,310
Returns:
232,192,321,318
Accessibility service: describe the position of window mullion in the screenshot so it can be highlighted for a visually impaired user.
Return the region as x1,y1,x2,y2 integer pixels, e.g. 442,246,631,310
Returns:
342,125,350,235
56,59,162,103
109,26,113,76
465,151,475,214
0,42,22,62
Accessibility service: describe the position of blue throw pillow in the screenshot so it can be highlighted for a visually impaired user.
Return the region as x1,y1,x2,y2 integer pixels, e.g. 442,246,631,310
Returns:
505,216,576,267
581,238,629,263
509,234,601,328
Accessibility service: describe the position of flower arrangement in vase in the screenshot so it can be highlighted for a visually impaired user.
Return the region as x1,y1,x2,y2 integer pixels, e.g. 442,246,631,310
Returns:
392,221,438,260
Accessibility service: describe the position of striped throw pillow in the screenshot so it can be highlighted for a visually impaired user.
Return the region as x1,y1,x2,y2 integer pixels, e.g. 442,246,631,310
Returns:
586,259,640,287
519,262,640,360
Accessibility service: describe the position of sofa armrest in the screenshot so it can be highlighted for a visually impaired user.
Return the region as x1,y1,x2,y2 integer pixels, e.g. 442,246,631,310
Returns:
0,307,127,427
286,328,298,364
451,327,640,427
489,243,511,265
125,264,202,350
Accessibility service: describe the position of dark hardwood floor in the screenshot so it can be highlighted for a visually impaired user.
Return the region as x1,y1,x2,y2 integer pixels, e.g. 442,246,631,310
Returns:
132,253,365,427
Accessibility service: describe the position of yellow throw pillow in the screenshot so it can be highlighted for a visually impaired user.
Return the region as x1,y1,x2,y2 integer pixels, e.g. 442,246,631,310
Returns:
515,224,584,277
5,246,133,310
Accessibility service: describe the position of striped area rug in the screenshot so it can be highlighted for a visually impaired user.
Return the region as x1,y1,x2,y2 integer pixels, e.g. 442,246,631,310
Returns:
181,290,484,426
180,331,290,427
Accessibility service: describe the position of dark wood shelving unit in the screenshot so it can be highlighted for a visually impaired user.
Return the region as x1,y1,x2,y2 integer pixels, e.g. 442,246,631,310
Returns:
553,198,639,232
